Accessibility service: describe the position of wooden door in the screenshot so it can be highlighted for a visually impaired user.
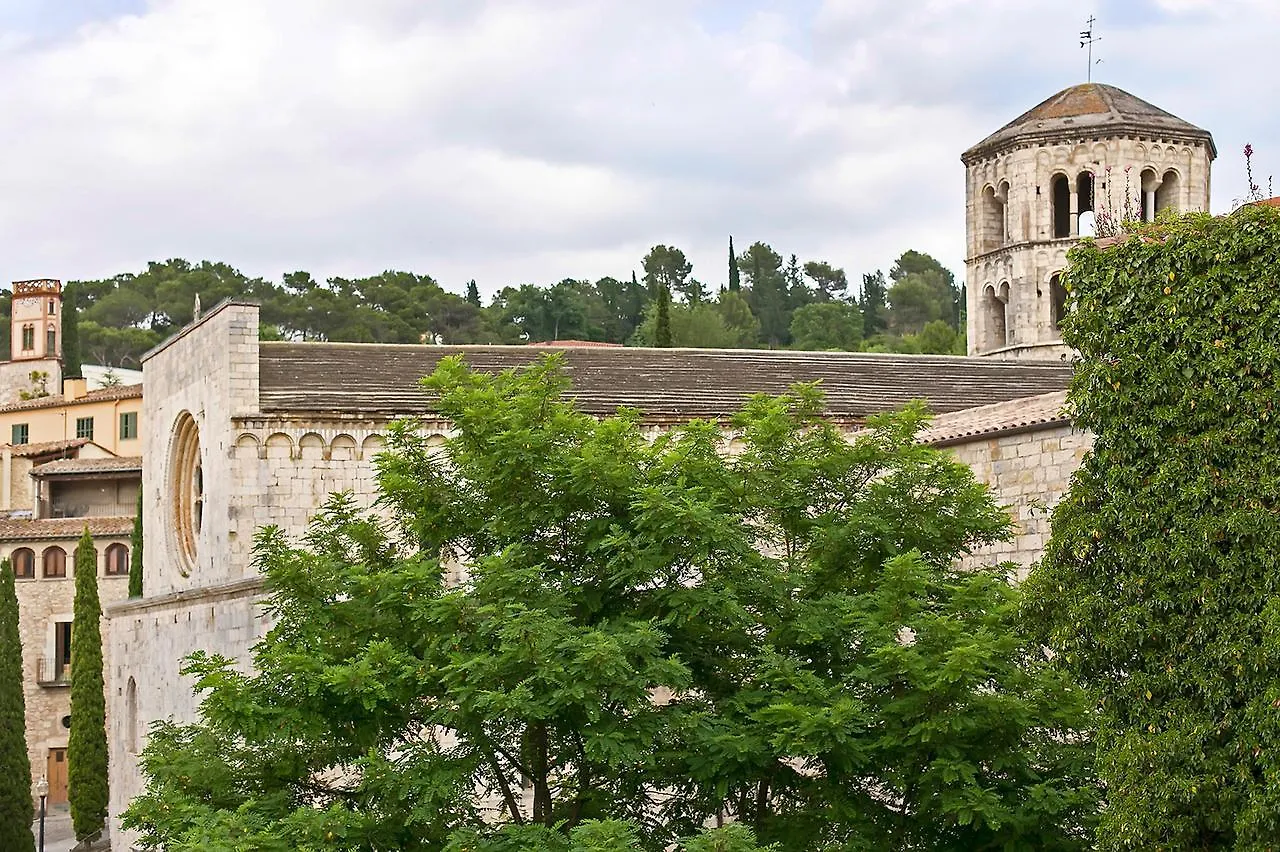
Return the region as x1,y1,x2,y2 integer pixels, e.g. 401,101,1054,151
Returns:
46,748,68,804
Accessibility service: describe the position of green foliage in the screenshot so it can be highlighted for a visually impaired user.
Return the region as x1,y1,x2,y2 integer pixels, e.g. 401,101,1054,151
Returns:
1024,205,1280,850
129,489,143,598
654,284,673,347
801,261,847,302
740,242,789,346
858,271,888,337
643,245,702,304
0,560,34,852
633,295,755,349
465,279,481,308
124,357,1094,851
69,529,108,841
728,237,740,293
788,302,862,351
713,291,760,347
61,283,83,379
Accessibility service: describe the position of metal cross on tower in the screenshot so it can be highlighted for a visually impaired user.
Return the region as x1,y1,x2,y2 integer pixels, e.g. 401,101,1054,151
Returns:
1080,15,1101,81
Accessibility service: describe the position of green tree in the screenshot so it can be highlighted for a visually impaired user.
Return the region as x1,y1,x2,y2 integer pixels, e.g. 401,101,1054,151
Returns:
632,299,749,349
788,302,862,350
714,290,760,347
914,318,961,354
801,261,848,302
728,236,740,292
859,270,888,337
654,283,673,347
68,529,108,843
0,560,34,852
1024,205,1280,850
129,490,143,598
740,242,789,346
643,245,703,304
887,272,953,335
123,358,1094,851
465,279,481,308
889,250,961,329
61,283,83,379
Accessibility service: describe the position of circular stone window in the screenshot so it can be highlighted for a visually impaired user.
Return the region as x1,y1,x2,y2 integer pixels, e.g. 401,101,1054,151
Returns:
170,412,203,572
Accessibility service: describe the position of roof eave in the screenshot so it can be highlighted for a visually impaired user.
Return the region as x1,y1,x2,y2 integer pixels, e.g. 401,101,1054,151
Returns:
962,124,1217,165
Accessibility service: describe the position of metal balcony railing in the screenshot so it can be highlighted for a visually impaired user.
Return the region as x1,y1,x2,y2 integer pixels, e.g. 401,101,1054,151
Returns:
36,657,69,687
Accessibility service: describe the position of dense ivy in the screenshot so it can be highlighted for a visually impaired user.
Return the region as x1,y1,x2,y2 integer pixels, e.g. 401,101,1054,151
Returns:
1025,204,1280,850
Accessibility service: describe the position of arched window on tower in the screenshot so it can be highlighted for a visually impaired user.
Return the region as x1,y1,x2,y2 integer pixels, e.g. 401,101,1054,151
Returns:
979,185,1007,252
1050,273,1069,333
1140,168,1160,222
1155,169,1181,215
1051,175,1071,238
983,283,1008,350
1077,171,1095,217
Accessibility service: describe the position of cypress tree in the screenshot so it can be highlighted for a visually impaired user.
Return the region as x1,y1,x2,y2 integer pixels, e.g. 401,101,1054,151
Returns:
728,236,740,292
465,279,481,308
68,530,107,842
654,284,672,348
128,490,143,598
61,284,82,380
0,560,34,852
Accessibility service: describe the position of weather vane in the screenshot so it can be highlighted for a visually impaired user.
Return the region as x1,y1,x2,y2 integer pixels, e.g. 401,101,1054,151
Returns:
1080,15,1101,82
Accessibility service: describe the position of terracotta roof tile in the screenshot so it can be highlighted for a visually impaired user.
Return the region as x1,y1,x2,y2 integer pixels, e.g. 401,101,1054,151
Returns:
0,516,133,542
30,457,142,477
0,439,88,458
257,342,1074,422
917,391,1071,446
963,83,1215,163
0,383,142,414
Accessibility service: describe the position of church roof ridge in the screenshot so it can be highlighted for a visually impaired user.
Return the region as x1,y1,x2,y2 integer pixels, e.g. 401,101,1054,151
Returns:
962,82,1215,163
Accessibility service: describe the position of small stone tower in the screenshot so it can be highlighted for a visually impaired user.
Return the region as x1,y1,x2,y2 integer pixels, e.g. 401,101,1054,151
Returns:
10,279,62,362
962,83,1215,359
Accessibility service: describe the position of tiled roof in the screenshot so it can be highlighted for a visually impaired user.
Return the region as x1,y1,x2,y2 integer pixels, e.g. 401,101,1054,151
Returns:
526,340,624,347
0,439,88,458
257,342,1074,422
0,383,142,414
917,391,1071,446
0,516,133,542
31,456,142,477
963,83,1215,163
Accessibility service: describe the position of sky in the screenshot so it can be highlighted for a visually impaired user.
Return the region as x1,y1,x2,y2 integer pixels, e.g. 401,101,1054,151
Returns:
0,0,1274,299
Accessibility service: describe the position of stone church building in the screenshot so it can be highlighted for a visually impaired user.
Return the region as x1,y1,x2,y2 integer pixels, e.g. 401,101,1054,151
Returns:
104,82,1215,845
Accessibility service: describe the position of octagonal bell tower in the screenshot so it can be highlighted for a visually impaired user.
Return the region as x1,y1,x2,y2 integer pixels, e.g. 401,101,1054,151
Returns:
962,83,1215,359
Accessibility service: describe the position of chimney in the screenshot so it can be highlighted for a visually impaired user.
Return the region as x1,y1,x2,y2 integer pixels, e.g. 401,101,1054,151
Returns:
63,377,87,401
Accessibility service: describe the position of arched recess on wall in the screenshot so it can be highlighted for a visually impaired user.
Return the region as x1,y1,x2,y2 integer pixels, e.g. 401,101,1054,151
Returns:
264,433,294,460
1049,273,1069,333
983,283,1008,350
170,411,203,574
234,433,261,460
298,433,326,461
1051,174,1071,238
1155,168,1181,214
43,546,66,578
979,183,1007,252
1076,171,1095,217
330,434,358,462
361,434,385,459
125,677,138,754
11,547,34,579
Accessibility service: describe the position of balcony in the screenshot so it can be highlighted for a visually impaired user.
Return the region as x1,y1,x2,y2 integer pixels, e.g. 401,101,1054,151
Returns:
44,502,136,520
36,657,69,687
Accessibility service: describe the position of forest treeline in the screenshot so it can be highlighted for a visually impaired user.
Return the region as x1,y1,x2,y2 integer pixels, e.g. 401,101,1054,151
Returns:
1,240,967,368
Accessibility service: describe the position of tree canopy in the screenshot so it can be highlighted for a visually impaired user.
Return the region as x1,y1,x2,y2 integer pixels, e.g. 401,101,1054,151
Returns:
124,356,1093,851
1025,204,1280,850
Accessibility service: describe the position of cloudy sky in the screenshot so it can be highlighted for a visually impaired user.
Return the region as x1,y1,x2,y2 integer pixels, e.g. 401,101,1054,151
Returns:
0,0,1273,298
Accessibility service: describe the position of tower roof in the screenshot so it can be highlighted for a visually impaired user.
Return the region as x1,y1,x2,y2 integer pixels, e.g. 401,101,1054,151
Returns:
962,83,1215,163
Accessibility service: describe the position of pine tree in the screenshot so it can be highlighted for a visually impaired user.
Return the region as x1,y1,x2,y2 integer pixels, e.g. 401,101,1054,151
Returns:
0,560,34,852
68,530,107,842
61,284,82,379
654,284,672,348
465,280,481,308
128,490,143,598
728,236,740,292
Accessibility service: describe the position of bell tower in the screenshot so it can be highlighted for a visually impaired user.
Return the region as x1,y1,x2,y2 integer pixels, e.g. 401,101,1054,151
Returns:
961,83,1215,359
11,278,63,362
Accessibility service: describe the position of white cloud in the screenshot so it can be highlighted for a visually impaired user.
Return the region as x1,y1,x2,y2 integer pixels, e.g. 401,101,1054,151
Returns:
0,0,1271,299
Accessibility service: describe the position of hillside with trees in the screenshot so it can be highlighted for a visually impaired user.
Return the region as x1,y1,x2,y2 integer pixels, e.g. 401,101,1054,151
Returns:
0,242,966,366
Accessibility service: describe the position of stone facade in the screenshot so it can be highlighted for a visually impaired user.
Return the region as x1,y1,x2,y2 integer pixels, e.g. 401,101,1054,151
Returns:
7,537,132,805
963,84,1214,358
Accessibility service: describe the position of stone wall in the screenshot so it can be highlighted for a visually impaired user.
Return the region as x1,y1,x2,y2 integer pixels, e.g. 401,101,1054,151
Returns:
965,135,1212,356
5,538,132,804
943,423,1092,577
0,358,61,408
